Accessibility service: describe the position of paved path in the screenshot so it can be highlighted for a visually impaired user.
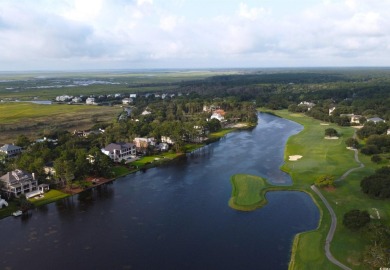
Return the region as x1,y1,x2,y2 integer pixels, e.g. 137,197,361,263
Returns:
311,185,352,270
310,131,364,270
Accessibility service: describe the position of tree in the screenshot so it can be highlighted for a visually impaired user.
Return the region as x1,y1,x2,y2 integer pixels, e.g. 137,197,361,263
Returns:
363,243,390,269
343,209,370,231
15,134,31,149
315,175,335,187
345,138,359,148
361,167,390,198
371,155,382,163
324,128,338,137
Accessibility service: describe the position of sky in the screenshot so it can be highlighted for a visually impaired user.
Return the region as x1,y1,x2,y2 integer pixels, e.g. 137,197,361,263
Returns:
0,0,390,71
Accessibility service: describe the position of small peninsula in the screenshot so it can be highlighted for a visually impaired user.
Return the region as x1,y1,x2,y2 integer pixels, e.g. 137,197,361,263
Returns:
228,174,269,211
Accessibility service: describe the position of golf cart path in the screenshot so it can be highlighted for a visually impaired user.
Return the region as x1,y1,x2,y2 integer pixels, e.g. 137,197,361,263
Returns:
310,132,364,270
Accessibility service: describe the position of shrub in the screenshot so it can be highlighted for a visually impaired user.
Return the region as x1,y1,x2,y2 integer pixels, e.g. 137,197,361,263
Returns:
343,209,370,231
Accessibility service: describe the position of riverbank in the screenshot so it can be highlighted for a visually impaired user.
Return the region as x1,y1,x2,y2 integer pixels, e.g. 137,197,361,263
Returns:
0,123,254,219
262,109,389,270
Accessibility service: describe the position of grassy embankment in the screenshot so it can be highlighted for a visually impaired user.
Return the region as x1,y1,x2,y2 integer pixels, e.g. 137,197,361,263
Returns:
0,102,122,142
229,110,389,269
271,110,389,270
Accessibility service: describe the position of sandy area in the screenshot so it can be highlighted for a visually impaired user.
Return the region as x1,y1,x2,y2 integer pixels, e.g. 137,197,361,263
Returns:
325,136,339,139
289,155,303,161
320,123,329,125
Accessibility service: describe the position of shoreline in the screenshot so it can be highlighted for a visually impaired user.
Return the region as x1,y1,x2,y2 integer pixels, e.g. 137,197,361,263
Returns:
0,123,255,219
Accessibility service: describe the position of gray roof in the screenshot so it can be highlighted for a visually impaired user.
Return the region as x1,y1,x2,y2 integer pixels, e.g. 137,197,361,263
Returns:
367,117,385,122
103,142,134,152
0,169,33,186
0,144,22,152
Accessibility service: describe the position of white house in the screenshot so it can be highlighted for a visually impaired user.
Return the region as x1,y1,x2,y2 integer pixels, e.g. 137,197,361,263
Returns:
161,136,175,145
367,117,385,124
129,94,137,98
210,112,225,122
122,98,133,105
0,144,22,158
101,142,136,162
350,115,362,124
0,169,38,198
72,97,83,103
86,97,96,105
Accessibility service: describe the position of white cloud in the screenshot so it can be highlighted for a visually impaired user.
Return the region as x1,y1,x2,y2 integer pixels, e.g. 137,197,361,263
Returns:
238,2,266,20
1,0,390,70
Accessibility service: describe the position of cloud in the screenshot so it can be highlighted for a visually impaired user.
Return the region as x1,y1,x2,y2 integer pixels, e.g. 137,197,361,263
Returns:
1,0,390,70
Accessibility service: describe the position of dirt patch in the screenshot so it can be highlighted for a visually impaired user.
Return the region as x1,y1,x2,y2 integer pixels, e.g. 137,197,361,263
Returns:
323,186,336,192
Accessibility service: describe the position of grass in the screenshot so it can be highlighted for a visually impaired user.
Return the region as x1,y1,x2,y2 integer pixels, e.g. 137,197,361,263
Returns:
112,166,132,178
29,190,69,207
229,174,270,211
262,109,390,270
0,102,122,142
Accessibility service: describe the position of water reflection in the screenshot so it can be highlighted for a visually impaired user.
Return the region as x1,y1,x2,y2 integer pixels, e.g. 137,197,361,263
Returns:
0,113,318,270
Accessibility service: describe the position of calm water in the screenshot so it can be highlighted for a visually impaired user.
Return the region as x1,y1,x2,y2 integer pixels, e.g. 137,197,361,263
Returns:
0,113,319,270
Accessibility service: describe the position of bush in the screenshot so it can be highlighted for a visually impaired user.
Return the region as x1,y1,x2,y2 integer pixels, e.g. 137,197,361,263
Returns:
343,209,370,231
371,155,382,163
325,128,338,137
361,167,390,198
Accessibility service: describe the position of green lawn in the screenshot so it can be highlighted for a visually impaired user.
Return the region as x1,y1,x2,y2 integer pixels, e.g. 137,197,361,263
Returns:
29,190,69,207
265,109,390,270
229,174,270,211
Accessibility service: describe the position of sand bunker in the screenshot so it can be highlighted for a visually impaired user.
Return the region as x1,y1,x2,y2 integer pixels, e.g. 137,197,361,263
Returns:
320,123,329,125
289,155,303,161
325,136,339,140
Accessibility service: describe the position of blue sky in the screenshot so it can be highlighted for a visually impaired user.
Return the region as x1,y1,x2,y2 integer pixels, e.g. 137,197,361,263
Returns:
0,0,389,71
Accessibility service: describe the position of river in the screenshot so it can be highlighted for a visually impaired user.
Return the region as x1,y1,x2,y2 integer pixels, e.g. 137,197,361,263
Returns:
0,113,319,270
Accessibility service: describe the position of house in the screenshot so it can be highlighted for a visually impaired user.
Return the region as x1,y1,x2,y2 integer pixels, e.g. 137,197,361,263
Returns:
101,142,136,162
86,97,96,105
210,111,225,122
0,169,38,198
298,101,315,111
156,143,169,151
0,144,22,158
141,110,151,115
72,97,83,103
133,138,156,148
129,94,137,98
350,115,362,124
367,117,385,124
122,98,133,105
161,136,175,145
55,95,73,102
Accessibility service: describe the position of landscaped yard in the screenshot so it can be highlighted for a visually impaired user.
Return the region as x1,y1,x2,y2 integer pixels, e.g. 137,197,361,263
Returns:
29,190,69,207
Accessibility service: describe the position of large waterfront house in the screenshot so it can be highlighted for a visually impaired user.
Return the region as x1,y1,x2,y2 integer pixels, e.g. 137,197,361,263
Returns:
0,169,38,198
101,142,136,162
0,144,22,158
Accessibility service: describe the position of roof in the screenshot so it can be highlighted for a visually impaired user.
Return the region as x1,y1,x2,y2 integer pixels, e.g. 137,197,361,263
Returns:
0,144,22,152
367,117,385,122
0,169,33,186
103,142,134,152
